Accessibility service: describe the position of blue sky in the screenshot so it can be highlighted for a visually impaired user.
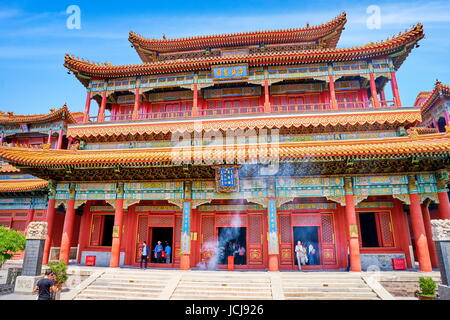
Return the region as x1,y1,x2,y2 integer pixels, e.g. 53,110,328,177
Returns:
0,0,449,114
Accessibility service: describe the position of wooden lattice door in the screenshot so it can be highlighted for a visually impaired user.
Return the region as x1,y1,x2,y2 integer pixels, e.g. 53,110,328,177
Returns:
378,212,394,247
174,215,182,264
200,215,215,261
279,214,293,265
90,215,103,246
247,214,263,265
321,214,337,265
135,215,148,263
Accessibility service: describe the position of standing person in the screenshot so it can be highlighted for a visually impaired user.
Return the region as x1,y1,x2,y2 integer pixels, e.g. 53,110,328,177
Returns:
164,242,172,264
295,241,307,270
308,243,316,265
346,243,350,272
154,241,164,263
140,241,149,269
33,270,57,300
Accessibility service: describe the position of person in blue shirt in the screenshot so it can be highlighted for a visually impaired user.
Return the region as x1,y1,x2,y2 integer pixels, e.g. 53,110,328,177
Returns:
164,242,172,264
154,241,164,263
140,241,149,269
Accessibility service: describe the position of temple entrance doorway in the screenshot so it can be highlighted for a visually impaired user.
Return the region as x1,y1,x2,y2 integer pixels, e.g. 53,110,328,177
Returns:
149,227,173,264
217,227,247,265
293,226,320,267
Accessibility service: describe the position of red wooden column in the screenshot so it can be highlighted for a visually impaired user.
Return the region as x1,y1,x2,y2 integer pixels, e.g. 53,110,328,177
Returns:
344,178,362,272
444,110,450,126
192,84,199,117
263,80,271,113
57,130,64,150
47,130,52,147
59,186,76,265
390,71,402,107
421,203,439,268
380,89,387,106
110,184,125,268
43,183,57,265
437,192,450,219
369,73,381,108
97,91,107,122
437,172,450,219
132,88,140,120
408,175,432,272
328,75,338,110
83,91,91,123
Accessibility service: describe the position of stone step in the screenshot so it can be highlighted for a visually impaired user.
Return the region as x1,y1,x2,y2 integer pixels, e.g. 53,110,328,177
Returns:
75,294,152,300
176,282,271,289
93,281,167,289
98,276,172,284
100,274,174,280
172,289,272,297
283,287,374,293
174,287,272,294
286,297,380,300
284,291,378,298
79,288,160,298
178,278,270,284
281,279,365,284
171,295,271,300
281,282,368,288
87,285,163,293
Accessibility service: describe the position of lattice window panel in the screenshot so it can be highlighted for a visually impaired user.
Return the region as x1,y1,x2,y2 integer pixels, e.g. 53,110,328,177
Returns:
379,213,394,247
215,215,247,227
90,215,103,246
248,215,262,244
292,214,321,226
202,216,215,243
135,216,148,262
279,215,292,243
14,213,27,217
11,221,26,231
321,215,334,244
148,215,174,227
0,221,10,227
137,216,148,243
174,215,182,263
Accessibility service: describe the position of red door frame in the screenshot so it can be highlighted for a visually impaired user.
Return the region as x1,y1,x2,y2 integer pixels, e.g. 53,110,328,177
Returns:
290,212,323,270
198,210,267,270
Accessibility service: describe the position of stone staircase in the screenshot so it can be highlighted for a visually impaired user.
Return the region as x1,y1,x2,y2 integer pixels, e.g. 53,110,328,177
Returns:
74,269,175,300
71,269,382,300
280,272,380,300
170,271,273,300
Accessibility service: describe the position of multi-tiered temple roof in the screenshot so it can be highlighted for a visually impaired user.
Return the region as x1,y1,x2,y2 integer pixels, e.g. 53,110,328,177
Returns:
64,17,424,87
129,12,348,61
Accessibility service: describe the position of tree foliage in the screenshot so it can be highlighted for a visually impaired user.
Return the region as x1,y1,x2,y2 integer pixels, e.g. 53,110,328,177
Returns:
419,277,437,297
0,226,26,266
47,260,68,288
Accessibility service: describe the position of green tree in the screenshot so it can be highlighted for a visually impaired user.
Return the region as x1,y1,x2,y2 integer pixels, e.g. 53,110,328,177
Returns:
47,260,68,288
0,226,26,267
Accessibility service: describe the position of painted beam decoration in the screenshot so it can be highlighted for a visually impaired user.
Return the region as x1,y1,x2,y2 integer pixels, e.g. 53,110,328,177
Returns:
181,201,191,254
212,64,248,81
268,200,279,255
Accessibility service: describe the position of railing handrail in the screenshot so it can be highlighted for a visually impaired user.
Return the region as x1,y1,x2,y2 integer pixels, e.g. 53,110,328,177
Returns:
85,100,404,123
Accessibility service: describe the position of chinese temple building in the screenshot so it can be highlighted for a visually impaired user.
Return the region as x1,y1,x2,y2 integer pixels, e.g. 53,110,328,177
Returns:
0,12,449,272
